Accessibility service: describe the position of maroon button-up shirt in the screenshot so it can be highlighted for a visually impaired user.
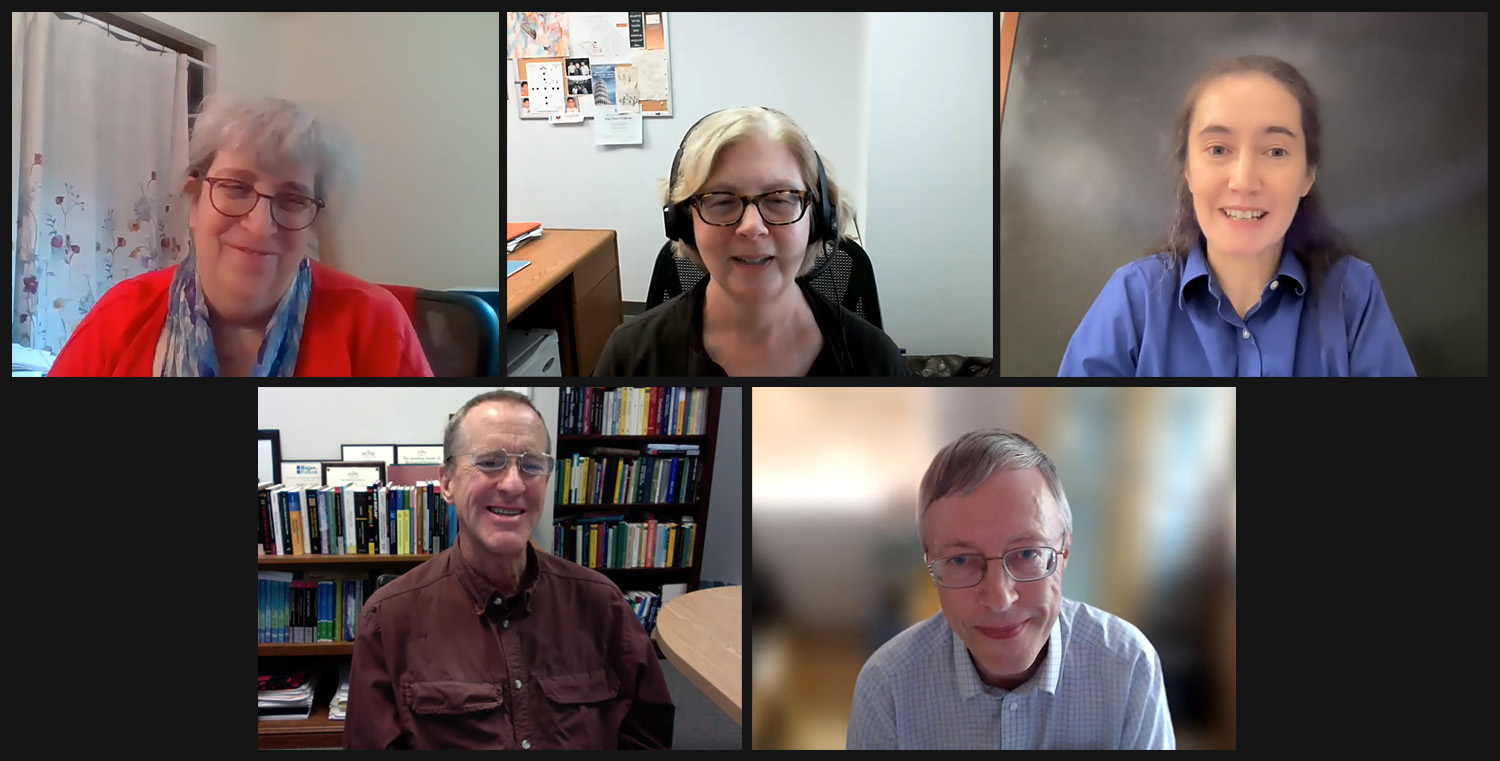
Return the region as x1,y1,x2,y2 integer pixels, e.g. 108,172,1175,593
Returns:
342,541,674,749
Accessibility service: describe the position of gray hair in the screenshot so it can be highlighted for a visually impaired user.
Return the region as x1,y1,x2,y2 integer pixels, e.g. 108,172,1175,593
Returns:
443,390,551,465
181,94,362,258
917,429,1073,551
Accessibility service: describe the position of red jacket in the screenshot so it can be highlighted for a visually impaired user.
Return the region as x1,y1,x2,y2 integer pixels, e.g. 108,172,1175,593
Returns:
48,260,433,376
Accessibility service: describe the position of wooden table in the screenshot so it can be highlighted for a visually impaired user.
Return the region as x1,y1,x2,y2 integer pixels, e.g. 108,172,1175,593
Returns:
506,228,622,376
654,585,742,726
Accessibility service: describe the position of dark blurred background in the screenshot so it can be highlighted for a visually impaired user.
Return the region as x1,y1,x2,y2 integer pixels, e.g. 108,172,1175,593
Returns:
751,387,1236,749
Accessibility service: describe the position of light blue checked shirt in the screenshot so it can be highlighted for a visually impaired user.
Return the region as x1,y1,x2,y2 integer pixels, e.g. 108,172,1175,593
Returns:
847,597,1175,750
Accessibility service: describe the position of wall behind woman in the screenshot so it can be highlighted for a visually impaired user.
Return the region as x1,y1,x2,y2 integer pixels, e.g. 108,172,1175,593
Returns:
136,12,500,291
998,12,1487,377
506,12,995,359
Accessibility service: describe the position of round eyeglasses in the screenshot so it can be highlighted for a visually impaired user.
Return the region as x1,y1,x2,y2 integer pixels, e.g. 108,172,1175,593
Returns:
926,546,1063,588
203,177,324,231
445,450,555,478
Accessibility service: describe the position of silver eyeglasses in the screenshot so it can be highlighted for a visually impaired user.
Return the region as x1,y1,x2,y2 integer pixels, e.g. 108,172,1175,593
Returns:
445,450,555,478
926,546,1064,588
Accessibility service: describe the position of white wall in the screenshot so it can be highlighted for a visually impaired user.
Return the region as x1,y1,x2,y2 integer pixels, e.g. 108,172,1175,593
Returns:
256,386,556,548
866,13,994,358
135,12,500,291
699,388,742,585
505,12,995,358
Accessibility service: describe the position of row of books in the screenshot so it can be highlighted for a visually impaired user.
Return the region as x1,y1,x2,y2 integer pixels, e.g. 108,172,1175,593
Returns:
257,570,371,643
257,482,457,557
625,590,663,635
552,515,697,569
555,447,702,506
559,386,709,437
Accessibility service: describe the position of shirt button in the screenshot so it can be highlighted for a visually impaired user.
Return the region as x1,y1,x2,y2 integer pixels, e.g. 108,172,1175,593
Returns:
503,619,510,629
494,597,503,606
1269,280,1279,290
1242,328,1251,339
514,679,523,690
1010,703,1018,711
521,740,531,749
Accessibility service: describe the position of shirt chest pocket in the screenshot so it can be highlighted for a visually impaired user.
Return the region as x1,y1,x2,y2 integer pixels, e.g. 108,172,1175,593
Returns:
402,680,505,749
536,669,620,747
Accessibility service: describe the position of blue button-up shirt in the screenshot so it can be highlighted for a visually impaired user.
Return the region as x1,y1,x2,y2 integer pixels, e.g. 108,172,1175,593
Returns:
846,598,1175,750
1058,245,1416,376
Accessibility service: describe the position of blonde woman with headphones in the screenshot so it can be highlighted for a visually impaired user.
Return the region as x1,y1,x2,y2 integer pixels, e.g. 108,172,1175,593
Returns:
593,107,908,377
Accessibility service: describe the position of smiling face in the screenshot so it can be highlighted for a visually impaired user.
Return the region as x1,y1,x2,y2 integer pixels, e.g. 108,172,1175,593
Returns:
922,467,1070,690
441,401,549,565
692,136,813,303
1185,73,1317,261
187,149,317,323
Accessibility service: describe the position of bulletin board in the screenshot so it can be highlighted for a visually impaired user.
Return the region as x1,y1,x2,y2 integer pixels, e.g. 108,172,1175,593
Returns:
507,12,673,122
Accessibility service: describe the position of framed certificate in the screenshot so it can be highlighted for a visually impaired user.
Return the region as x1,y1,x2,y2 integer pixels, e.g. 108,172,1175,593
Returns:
322,461,387,487
342,444,395,467
396,445,445,465
258,430,282,485
280,461,325,489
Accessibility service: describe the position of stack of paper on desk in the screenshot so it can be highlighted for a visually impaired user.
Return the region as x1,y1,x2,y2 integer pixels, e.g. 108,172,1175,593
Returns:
507,221,543,253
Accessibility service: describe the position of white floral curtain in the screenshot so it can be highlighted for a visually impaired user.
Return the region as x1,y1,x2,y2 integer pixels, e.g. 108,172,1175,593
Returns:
11,12,189,353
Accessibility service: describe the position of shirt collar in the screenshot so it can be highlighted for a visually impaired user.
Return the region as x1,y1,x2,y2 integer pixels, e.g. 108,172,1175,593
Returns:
951,612,1064,700
450,536,539,617
1177,241,1308,310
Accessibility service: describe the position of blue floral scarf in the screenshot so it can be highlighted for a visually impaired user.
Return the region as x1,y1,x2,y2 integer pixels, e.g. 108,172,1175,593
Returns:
157,252,312,377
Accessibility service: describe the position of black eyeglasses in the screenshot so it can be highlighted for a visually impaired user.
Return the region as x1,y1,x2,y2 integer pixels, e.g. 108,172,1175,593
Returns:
203,177,324,231
689,190,811,226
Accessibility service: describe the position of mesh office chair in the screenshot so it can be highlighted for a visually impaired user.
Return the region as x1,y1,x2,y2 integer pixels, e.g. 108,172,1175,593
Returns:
644,238,884,329
379,285,500,377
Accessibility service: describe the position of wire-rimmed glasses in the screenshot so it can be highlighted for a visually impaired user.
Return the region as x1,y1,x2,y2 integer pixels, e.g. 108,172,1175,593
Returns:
926,546,1064,588
445,450,555,478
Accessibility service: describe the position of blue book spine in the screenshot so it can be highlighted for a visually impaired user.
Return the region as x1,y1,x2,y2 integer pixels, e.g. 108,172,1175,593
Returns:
257,579,266,643
320,581,332,640
447,502,458,549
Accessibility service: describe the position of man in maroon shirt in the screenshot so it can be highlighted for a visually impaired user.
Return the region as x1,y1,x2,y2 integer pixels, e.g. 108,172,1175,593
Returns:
342,390,675,749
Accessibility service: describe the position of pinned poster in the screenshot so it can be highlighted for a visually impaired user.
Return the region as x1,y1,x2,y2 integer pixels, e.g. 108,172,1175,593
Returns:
594,109,642,145
615,64,640,113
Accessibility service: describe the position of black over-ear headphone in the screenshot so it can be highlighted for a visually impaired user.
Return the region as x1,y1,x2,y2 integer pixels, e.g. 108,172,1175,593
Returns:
662,107,838,281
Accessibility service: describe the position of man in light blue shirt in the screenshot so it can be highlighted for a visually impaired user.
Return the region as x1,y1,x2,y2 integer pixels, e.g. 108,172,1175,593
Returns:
847,429,1175,750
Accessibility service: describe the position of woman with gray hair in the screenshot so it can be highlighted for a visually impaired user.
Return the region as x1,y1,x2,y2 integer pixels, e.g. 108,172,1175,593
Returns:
49,95,432,376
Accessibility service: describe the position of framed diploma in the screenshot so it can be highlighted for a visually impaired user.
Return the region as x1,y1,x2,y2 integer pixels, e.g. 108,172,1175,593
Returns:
396,445,445,465
258,430,282,485
280,461,325,489
322,461,387,487
341,444,395,467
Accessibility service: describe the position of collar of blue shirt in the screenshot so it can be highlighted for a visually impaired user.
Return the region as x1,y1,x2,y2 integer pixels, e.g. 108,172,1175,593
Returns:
1178,242,1307,310
952,612,1065,700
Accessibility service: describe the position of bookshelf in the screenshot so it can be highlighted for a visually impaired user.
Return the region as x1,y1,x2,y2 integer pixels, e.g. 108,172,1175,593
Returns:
552,387,723,601
257,552,433,749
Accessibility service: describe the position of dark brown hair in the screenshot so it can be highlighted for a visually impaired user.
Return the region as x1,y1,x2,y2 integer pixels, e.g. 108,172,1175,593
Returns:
1155,55,1357,289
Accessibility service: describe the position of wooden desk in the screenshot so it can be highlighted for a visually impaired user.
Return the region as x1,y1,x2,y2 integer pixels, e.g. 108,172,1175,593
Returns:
506,229,622,376
653,585,742,726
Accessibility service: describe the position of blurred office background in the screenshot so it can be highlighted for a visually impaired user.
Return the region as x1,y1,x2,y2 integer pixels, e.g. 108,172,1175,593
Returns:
750,387,1235,750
